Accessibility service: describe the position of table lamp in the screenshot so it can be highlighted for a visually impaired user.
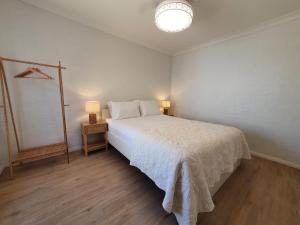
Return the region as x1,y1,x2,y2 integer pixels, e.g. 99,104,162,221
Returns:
85,101,100,124
161,100,171,115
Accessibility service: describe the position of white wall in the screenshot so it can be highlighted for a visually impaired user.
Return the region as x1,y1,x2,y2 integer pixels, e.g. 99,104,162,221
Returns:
0,0,171,171
172,16,300,165
1,0,299,173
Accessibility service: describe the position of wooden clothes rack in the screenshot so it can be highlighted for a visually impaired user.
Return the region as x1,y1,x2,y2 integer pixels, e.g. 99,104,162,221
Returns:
0,56,69,178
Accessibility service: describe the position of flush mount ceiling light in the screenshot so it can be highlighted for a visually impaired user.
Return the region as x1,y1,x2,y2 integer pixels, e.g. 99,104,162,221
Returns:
155,0,193,33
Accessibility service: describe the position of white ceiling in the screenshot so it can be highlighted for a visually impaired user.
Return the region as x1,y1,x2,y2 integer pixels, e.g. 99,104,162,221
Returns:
21,0,300,55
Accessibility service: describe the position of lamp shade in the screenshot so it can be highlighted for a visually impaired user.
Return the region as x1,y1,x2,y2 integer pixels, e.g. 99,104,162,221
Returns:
161,100,171,108
85,101,100,113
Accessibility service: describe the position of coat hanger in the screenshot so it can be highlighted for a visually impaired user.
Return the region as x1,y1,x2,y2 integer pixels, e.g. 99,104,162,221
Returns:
14,67,54,80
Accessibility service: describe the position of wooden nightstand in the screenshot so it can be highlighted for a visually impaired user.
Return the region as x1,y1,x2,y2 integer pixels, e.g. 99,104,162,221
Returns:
81,121,108,156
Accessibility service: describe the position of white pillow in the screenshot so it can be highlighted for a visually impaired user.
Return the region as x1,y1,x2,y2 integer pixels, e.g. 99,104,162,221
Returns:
109,101,140,120
139,100,161,116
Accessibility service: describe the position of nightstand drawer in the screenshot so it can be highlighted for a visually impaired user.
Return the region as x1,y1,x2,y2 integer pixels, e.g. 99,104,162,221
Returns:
84,124,106,134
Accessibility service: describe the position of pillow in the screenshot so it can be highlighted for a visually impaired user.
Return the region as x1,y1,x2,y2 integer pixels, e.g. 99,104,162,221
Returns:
139,100,161,116
109,101,140,120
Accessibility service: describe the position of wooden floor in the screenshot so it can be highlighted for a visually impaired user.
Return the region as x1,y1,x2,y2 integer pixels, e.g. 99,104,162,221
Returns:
0,148,299,225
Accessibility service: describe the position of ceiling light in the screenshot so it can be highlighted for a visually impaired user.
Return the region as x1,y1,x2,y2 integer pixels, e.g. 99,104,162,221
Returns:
155,0,193,33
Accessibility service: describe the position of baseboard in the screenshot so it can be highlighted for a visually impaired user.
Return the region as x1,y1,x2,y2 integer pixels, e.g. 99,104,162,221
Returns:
251,151,300,170
1,150,298,172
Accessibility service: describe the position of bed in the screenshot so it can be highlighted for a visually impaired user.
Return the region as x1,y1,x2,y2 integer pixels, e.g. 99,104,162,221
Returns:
106,114,250,225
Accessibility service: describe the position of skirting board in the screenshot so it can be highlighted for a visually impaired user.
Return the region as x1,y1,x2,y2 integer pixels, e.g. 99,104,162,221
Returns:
64,147,300,171
251,151,300,170
1,150,299,176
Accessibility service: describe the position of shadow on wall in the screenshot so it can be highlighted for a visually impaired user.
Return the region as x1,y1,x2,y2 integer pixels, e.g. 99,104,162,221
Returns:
63,86,101,151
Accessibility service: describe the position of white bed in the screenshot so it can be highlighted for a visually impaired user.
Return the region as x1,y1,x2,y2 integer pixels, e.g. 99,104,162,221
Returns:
106,115,250,225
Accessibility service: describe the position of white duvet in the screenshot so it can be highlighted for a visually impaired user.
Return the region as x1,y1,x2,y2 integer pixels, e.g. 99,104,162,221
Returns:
107,115,250,225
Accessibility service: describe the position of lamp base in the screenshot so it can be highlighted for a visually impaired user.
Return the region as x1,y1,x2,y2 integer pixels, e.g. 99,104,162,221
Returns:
163,108,169,115
89,113,97,124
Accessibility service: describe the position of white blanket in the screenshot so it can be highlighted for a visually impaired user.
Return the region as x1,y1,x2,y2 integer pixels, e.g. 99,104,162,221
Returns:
107,115,250,225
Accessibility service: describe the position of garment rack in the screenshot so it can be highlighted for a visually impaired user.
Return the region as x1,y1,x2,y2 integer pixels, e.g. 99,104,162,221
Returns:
0,56,69,178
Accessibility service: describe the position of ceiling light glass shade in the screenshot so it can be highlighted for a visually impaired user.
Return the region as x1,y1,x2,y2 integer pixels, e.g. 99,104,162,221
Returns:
155,0,193,33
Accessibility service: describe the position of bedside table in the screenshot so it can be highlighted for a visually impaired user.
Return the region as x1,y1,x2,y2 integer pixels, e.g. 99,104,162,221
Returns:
81,121,108,156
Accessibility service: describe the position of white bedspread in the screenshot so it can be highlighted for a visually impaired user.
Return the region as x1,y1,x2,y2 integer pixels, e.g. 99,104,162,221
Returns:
107,115,250,225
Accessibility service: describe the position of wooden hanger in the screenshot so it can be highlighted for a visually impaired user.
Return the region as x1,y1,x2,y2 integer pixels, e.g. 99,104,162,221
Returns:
14,67,54,80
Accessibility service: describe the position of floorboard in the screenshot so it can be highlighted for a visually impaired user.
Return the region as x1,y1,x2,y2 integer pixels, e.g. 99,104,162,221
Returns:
0,147,299,225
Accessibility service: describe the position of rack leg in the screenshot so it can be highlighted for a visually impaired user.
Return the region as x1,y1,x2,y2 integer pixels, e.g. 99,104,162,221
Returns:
9,165,13,178
66,152,70,164
0,60,14,179
58,61,70,164
0,60,21,153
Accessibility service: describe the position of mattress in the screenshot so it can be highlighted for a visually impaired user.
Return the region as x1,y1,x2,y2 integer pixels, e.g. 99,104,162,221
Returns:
108,129,241,196
106,115,250,225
